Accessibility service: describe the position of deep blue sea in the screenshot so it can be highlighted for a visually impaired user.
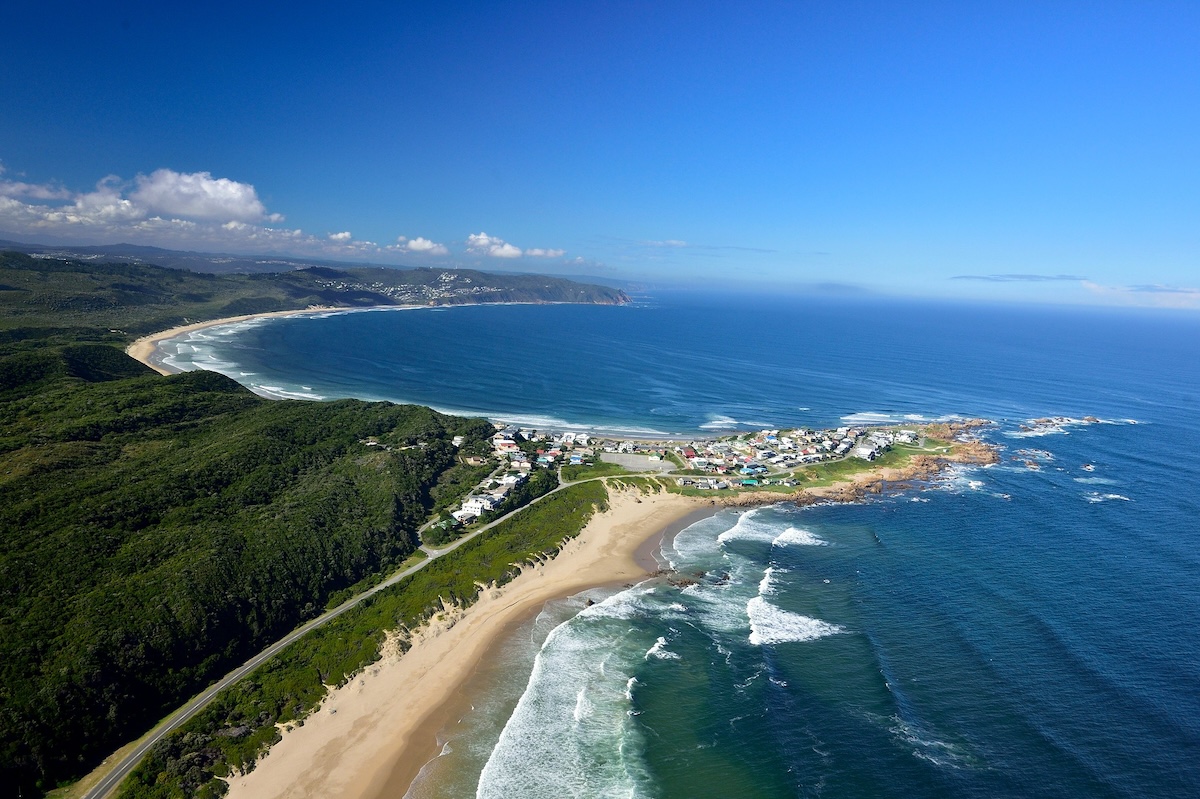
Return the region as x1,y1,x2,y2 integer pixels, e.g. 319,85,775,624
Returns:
159,291,1200,798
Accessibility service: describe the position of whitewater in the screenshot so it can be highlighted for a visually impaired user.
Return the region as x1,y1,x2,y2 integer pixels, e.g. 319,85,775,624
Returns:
156,291,1200,798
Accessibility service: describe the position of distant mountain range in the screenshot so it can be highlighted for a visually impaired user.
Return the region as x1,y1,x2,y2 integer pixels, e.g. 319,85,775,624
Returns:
0,238,642,292
0,237,421,275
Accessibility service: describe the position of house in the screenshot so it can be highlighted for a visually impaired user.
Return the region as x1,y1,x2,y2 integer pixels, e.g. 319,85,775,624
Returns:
462,495,501,516
853,445,879,461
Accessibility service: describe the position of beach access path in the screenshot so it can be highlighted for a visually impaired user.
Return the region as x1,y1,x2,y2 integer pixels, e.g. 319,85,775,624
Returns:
78,470,636,799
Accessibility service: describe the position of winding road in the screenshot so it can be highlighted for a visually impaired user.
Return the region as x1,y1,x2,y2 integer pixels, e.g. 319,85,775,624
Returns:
80,469,627,799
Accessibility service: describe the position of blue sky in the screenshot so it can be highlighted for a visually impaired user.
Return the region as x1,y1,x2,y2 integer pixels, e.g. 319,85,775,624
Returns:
2,1,1198,307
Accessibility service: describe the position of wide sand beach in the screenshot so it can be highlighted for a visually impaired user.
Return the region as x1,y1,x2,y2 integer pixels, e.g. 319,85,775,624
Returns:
222,488,713,799
125,306,416,375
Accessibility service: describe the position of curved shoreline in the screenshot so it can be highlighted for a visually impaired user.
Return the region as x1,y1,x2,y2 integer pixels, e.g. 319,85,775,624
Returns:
125,305,415,376
125,299,609,377
222,489,714,799
219,436,997,799
121,313,1000,799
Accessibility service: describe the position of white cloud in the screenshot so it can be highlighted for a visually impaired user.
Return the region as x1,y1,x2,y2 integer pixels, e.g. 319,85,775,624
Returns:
467,231,523,257
130,169,271,222
466,232,562,259
490,242,522,258
0,177,72,201
0,162,565,268
466,231,517,257
403,236,449,255
0,167,278,232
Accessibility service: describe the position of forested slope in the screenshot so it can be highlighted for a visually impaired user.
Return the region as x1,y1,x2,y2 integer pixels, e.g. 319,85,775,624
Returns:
0,247,619,795
0,344,492,794
0,251,627,335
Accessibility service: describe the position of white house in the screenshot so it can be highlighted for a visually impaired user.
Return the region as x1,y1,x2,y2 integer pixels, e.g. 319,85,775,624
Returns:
853,445,879,461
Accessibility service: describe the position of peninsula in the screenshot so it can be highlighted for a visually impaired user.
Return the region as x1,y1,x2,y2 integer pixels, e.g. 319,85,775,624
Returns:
2,250,994,799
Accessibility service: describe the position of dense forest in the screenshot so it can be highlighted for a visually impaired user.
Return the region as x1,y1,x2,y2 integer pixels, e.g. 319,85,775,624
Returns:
3,249,620,795
0,340,494,794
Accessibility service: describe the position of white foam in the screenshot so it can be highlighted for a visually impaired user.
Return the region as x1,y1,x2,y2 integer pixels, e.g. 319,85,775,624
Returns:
757,566,781,596
716,509,778,544
253,385,326,401
668,514,734,564
576,587,647,621
488,411,671,438
735,667,764,691
572,687,593,723
771,527,827,547
841,411,902,424
644,637,681,661
699,414,773,431
477,598,651,798
1074,477,1118,485
889,715,972,769
936,464,984,494
840,411,941,425
746,596,844,646
1084,492,1132,503
1004,415,1128,439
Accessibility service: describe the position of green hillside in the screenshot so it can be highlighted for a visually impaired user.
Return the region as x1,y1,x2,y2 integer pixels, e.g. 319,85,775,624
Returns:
0,351,493,793
0,249,622,796
0,250,628,335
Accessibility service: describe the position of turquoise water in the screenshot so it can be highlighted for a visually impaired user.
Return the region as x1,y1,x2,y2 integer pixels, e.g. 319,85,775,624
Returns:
161,292,1200,797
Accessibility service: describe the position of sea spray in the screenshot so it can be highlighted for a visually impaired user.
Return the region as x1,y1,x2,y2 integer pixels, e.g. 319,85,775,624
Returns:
476,589,656,799
203,296,1200,798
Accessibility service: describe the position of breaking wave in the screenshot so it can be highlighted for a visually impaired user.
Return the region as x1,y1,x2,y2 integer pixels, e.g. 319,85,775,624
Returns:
772,527,828,547
746,596,845,646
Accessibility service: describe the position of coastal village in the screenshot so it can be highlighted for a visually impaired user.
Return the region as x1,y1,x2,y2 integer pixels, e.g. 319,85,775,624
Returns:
443,421,949,527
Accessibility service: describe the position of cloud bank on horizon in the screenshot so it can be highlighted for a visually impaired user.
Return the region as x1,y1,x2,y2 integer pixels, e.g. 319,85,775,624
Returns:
0,164,570,268
2,159,1197,309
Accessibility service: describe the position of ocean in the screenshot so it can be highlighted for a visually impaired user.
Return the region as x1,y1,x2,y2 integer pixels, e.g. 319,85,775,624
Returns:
159,291,1200,798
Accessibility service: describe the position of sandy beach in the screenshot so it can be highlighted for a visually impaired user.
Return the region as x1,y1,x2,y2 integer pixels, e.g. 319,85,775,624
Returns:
125,306,402,375
223,488,712,799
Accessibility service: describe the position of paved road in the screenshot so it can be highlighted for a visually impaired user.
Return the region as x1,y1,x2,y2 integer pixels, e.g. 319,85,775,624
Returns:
81,471,621,799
